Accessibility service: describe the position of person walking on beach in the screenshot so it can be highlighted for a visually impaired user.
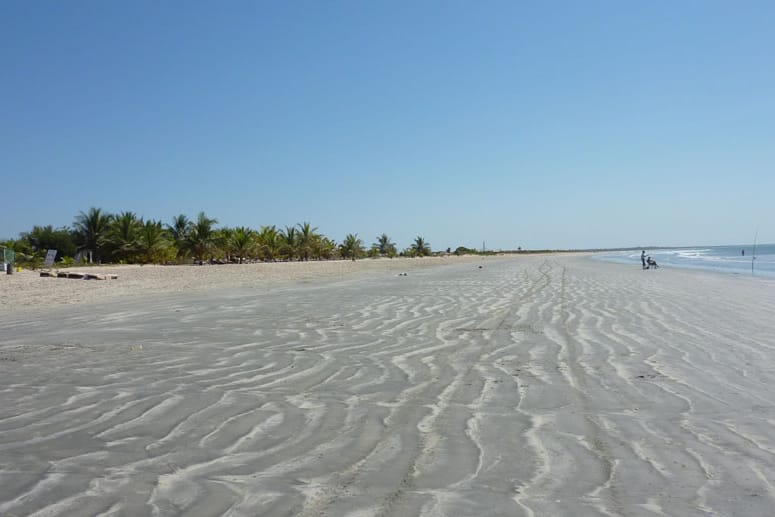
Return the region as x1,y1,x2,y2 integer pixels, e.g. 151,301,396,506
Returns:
641,250,646,269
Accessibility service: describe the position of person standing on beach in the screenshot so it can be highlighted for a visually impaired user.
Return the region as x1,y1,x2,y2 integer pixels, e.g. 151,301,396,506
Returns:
641,250,646,269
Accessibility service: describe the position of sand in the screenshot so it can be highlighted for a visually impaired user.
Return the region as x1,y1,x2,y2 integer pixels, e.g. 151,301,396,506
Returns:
1,254,774,516
0,256,484,313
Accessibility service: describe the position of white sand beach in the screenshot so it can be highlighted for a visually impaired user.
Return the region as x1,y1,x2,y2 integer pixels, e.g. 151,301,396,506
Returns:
2,254,775,516
0,256,485,313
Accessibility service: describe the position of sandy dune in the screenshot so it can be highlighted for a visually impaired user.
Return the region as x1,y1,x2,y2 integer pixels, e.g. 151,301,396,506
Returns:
2,255,775,516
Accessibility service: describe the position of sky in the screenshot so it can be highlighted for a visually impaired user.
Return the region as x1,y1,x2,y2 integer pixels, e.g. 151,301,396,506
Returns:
2,1,774,251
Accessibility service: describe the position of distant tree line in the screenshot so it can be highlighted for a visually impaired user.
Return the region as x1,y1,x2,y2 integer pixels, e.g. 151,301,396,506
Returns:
2,207,440,268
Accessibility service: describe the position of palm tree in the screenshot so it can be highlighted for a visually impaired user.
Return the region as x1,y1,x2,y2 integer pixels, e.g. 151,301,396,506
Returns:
313,236,336,260
3,237,34,266
296,221,319,261
166,214,192,259
185,212,218,263
411,236,431,257
137,219,173,264
213,227,232,262
256,225,280,261
339,233,365,261
279,226,298,261
105,211,142,262
229,226,256,263
73,207,112,262
374,233,397,258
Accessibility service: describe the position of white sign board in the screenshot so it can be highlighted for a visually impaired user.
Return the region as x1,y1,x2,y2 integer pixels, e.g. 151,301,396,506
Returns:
43,249,57,267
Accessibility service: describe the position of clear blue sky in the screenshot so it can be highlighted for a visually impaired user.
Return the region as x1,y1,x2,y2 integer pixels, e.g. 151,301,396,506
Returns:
2,1,774,250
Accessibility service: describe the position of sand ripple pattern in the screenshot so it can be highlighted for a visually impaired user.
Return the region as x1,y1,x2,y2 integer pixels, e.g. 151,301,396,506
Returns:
2,256,775,516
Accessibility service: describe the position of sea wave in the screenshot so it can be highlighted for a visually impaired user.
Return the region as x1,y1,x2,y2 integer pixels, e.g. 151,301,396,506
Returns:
594,244,775,279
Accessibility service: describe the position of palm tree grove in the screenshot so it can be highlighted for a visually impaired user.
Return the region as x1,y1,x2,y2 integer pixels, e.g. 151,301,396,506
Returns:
1,208,450,268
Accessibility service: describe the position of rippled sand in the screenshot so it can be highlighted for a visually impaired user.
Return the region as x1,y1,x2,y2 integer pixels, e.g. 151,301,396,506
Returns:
2,255,775,516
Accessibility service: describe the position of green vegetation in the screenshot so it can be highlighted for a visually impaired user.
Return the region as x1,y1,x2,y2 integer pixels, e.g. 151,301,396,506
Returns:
185,212,219,263
3,208,585,270
374,233,397,258
410,236,431,257
73,207,112,263
339,234,365,261
1,207,453,268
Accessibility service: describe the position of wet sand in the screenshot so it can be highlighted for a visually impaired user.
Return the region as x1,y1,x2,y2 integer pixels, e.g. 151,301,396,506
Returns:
2,254,775,516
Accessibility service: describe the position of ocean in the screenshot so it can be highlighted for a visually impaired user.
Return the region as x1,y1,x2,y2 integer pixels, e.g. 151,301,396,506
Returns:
594,244,775,279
